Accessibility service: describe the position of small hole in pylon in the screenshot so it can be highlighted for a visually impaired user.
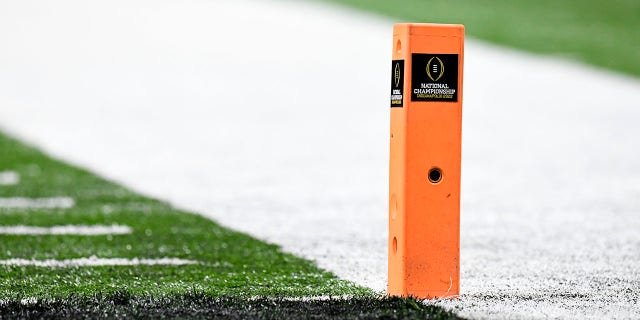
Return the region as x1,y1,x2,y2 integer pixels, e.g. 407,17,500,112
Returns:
392,237,397,253
428,167,443,184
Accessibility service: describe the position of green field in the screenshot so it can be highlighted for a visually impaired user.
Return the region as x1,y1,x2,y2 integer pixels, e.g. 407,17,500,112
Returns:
319,0,640,77
1,295,462,319
0,132,463,319
0,133,368,299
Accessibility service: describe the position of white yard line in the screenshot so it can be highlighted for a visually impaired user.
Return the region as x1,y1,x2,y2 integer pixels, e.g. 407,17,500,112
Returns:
0,197,75,209
0,171,19,185
0,225,132,235
0,0,639,319
0,256,198,267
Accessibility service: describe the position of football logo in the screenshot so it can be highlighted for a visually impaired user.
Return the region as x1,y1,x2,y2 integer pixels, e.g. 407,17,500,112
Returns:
427,56,444,82
394,62,401,87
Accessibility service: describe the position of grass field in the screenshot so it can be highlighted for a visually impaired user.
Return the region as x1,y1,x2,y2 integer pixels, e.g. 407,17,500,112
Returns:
0,132,369,299
0,131,464,319
319,0,640,77
1,295,463,319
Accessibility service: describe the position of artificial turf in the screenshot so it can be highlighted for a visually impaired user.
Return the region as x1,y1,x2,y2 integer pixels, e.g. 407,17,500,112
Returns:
0,131,370,299
0,294,464,320
0,131,463,318
317,0,640,78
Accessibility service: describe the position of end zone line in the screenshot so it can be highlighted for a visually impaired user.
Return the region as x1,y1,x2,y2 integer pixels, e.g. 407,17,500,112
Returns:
0,225,132,235
0,256,198,267
0,171,19,185
0,197,75,209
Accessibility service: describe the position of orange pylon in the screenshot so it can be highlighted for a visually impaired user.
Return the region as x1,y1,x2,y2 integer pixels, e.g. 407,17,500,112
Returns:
388,23,464,299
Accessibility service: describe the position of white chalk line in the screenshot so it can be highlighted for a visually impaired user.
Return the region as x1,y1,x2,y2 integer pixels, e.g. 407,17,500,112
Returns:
0,224,132,235
248,295,356,302
0,256,198,267
0,197,75,209
20,297,37,305
0,294,359,307
0,171,19,185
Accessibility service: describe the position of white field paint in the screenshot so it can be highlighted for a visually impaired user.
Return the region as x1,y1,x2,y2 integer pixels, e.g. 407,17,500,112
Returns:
0,197,75,209
248,295,355,302
0,256,198,267
0,171,19,185
20,298,37,305
1,0,640,319
3,294,348,307
0,225,132,235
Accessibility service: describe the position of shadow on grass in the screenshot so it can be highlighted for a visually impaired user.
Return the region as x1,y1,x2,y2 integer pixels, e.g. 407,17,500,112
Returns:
0,291,464,320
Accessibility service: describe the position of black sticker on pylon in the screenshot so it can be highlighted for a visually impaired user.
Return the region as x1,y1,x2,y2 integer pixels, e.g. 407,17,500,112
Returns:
411,54,458,102
390,60,404,108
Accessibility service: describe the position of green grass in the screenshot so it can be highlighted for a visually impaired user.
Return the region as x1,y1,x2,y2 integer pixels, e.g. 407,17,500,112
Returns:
317,0,640,77
0,132,465,318
0,132,369,299
0,294,463,319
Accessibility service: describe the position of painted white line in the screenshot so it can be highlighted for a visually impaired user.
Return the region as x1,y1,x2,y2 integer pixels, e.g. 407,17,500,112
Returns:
20,297,37,305
0,171,19,185
0,197,75,209
248,295,356,302
0,256,198,267
0,225,132,235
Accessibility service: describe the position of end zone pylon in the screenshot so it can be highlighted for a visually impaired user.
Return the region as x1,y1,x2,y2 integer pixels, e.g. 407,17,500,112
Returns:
388,23,464,299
